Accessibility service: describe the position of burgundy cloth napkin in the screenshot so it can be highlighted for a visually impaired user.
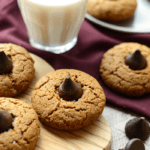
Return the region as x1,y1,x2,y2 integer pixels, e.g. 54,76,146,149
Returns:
1,0,150,118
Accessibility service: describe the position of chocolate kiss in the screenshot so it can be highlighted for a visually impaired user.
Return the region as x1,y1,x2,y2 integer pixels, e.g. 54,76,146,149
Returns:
119,138,145,150
0,110,13,133
0,50,13,74
125,49,147,70
58,76,83,101
125,117,150,141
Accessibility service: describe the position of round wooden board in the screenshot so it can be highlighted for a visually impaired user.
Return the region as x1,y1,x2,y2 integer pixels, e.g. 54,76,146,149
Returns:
15,53,112,150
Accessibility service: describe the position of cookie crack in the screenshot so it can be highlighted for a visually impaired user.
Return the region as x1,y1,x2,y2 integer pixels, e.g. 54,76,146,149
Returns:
21,119,39,144
10,53,34,63
63,106,87,112
11,140,22,149
35,79,49,89
47,108,58,117
113,67,147,87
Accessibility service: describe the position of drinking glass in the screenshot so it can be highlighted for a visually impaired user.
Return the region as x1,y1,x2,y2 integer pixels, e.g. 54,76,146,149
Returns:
18,0,88,54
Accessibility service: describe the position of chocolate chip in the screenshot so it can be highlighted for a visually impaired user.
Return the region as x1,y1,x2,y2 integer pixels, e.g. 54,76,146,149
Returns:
0,50,13,74
125,117,150,141
125,49,147,70
125,138,145,150
0,109,13,133
58,76,83,101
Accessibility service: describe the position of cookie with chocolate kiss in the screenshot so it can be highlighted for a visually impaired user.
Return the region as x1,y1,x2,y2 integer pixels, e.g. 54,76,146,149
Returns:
87,0,137,21
0,43,35,97
31,69,106,130
0,98,40,150
99,42,150,96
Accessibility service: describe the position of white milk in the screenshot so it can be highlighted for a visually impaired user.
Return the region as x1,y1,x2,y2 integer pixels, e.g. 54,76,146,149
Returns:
19,0,88,52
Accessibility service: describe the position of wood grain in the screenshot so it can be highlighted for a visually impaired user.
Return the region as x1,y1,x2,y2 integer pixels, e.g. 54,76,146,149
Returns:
15,53,112,150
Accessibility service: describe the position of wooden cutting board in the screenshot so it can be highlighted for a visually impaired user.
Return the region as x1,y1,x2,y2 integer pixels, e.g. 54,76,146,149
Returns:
15,53,112,150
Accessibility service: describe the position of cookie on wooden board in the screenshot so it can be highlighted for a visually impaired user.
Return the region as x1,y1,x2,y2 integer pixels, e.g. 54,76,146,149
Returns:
31,69,106,130
100,42,150,96
0,43,34,97
87,0,137,21
0,98,40,150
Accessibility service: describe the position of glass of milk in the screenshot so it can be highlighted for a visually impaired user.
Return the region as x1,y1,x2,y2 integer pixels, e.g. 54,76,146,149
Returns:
18,0,88,54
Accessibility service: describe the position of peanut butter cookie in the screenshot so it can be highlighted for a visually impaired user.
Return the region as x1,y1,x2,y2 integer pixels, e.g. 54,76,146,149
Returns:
0,97,40,150
31,69,106,130
100,42,150,96
0,43,34,97
87,0,137,21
